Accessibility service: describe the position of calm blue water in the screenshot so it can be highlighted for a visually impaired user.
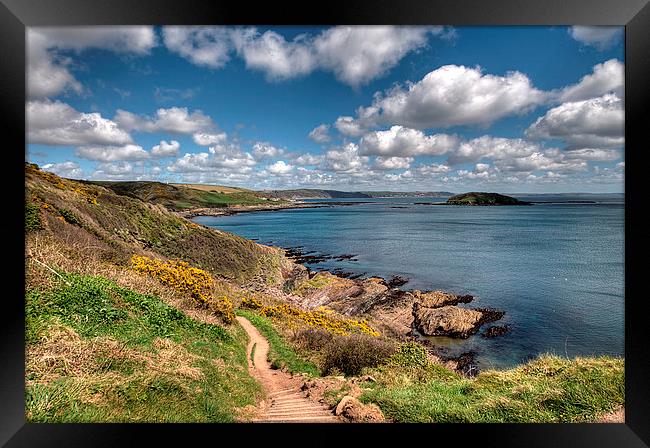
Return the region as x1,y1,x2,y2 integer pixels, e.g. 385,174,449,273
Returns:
194,196,624,370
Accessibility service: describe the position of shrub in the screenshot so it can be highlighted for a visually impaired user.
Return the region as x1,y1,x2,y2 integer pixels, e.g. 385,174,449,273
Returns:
58,209,82,226
252,302,379,337
240,296,264,310
208,296,235,324
292,327,334,351
132,255,213,304
321,334,396,376
388,342,430,368
131,255,234,323
26,202,42,232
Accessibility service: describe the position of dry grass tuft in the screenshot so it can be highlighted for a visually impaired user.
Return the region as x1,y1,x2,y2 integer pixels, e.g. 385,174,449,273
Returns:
27,324,206,389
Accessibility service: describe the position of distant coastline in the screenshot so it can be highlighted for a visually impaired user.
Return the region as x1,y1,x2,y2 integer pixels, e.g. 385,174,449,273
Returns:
178,193,622,218
175,200,375,218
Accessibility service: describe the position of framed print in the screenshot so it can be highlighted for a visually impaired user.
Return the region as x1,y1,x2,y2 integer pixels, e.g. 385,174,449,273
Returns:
3,0,649,445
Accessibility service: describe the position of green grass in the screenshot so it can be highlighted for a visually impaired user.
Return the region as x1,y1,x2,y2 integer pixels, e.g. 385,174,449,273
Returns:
26,273,262,422
359,355,624,423
292,272,337,296
185,190,269,209
58,208,82,226
236,309,319,377
250,343,257,366
25,202,42,232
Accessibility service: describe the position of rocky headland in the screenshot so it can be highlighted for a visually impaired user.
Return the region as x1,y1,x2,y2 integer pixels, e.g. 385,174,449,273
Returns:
280,265,505,344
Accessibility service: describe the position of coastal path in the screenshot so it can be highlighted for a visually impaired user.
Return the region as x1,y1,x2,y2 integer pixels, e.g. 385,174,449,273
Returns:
236,316,340,423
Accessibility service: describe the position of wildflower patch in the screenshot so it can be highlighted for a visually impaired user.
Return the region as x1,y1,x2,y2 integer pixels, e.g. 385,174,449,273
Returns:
131,255,234,323
244,301,379,337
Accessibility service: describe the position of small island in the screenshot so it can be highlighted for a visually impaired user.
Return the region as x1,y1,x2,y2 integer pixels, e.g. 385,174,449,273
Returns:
446,192,531,206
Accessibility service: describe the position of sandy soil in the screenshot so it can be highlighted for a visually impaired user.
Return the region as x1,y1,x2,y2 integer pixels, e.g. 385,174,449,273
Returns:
598,407,625,423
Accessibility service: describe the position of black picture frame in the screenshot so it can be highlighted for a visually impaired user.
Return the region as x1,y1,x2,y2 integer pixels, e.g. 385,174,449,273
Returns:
3,0,648,446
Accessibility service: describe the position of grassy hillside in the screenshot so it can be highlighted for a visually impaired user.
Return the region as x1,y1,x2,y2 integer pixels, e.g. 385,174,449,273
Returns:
170,183,248,194
26,273,261,422
263,189,371,199
24,163,298,421
229,300,624,423
87,180,278,211
359,355,623,422
27,164,286,284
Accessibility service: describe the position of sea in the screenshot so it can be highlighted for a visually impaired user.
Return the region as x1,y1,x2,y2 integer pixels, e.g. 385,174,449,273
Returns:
193,193,625,370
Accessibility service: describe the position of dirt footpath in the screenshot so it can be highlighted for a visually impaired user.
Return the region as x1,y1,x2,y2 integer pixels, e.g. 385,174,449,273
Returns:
236,316,340,423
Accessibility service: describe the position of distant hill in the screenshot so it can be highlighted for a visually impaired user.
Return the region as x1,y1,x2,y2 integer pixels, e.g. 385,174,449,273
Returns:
262,189,369,199
446,192,531,206
264,189,454,199
360,191,454,198
170,183,249,194
84,181,279,211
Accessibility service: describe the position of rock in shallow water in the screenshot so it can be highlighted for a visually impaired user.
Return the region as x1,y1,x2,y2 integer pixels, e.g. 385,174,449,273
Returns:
413,290,473,308
413,305,485,338
481,324,511,338
387,275,409,287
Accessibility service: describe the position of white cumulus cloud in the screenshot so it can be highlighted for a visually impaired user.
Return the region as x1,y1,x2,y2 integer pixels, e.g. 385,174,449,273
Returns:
558,59,624,102
309,124,331,143
75,144,150,162
28,27,157,98
41,161,83,179
569,26,623,50
163,26,232,68
338,64,547,132
27,100,132,146
252,142,284,160
312,26,441,87
231,29,316,81
192,132,227,146
324,143,368,173
291,153,324,166
162,26,450,87
359,126,458,157
373,156,414,170
168,151,257,173
267,160,294,175
115,107,216,134
526,93,624,149
448,136,539,165
151,140,180,158
93,161,134,176
334,116,367,137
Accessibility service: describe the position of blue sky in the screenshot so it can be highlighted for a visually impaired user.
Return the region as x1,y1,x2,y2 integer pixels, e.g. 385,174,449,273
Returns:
26,25,624,192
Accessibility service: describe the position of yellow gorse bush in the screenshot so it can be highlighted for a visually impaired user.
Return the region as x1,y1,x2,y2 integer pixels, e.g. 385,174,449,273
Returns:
72,187,99,204
255,302,379,337
240,296,264,310
131,255,234,323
